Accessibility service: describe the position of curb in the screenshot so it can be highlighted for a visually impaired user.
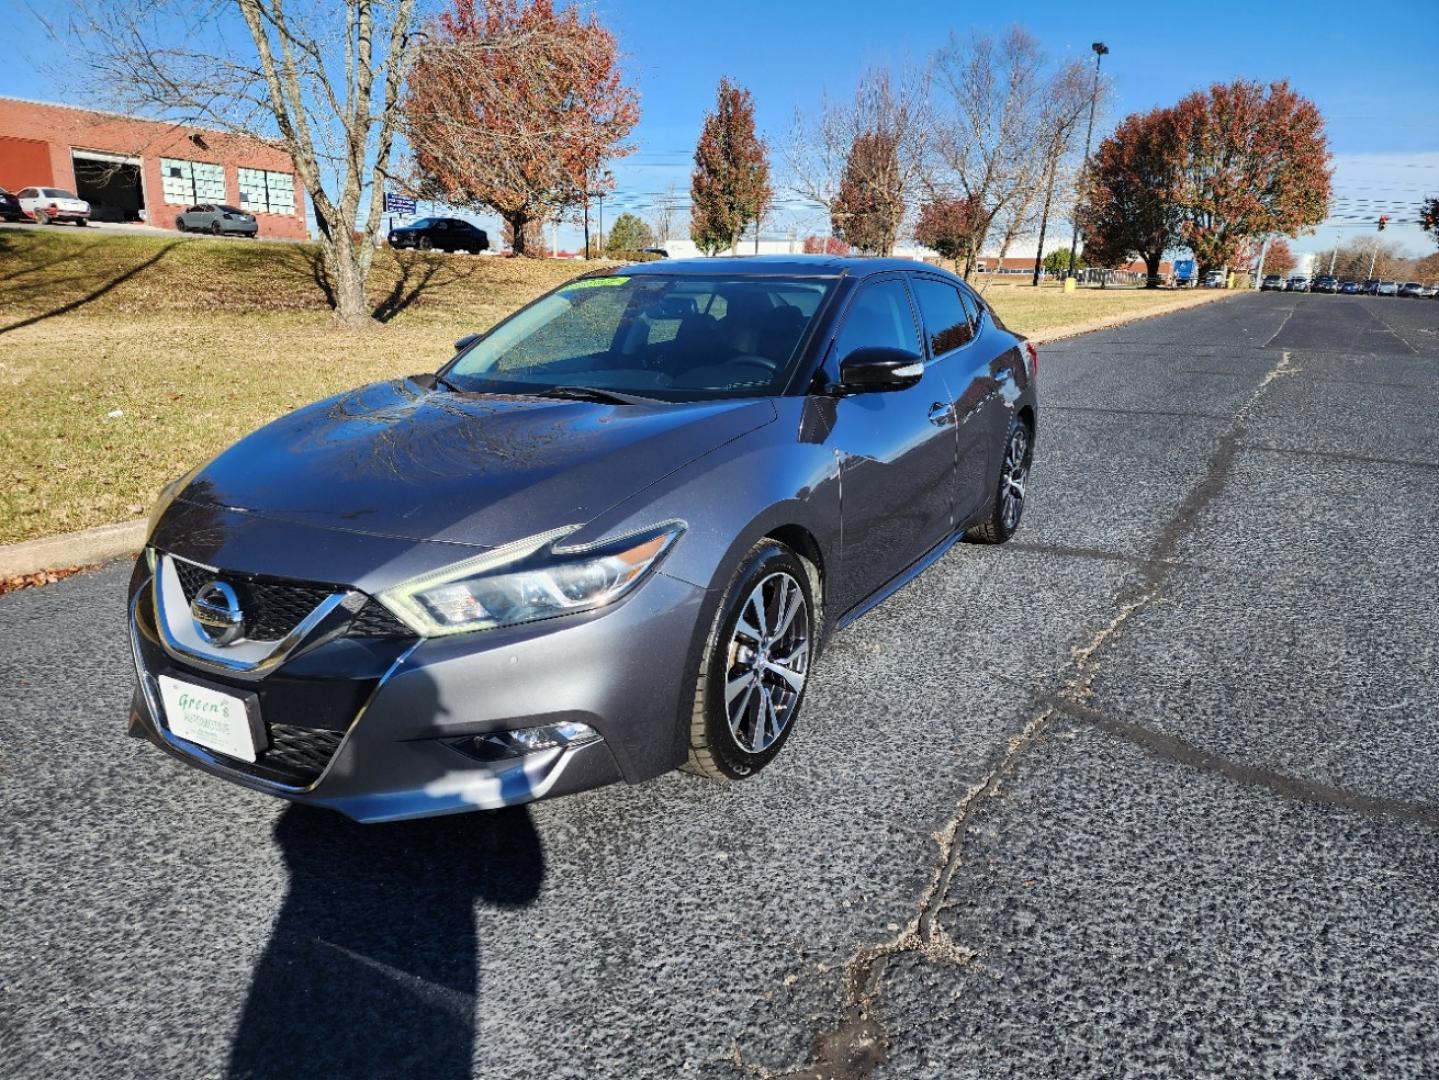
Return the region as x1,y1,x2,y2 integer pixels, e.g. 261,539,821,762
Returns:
0,520,146,579
1026,289,1238,346
0,290,1245,581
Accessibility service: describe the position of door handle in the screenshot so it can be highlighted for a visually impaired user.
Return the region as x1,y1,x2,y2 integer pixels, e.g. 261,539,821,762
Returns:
928,402,951,426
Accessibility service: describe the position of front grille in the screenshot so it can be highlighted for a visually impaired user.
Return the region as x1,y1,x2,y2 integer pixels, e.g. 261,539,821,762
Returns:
262,724,345,783
169,556,413,641
347,600,412,638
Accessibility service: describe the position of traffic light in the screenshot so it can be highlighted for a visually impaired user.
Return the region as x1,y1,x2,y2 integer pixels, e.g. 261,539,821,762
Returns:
1378,215,1389,231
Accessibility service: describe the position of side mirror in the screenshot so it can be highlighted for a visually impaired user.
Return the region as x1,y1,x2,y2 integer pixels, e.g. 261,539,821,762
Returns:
838,347,924,392
454,333,480,353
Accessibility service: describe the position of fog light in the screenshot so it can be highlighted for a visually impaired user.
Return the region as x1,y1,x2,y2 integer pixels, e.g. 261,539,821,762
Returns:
453,721,600,763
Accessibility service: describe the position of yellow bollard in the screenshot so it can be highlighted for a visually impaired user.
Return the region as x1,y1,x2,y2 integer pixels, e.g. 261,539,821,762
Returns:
1063,277,1077,293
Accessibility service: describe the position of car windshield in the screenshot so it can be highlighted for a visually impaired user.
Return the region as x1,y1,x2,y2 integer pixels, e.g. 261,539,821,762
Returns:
42,188,77,199
446,273,835,402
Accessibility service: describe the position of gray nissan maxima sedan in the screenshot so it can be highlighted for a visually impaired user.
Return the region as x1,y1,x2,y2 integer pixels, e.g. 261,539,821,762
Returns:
128,256,1038,822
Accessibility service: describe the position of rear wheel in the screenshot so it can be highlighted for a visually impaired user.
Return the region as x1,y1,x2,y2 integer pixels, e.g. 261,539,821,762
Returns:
967,415,1033,545
76,218,88,227
34,209,50,225
685,541,816,780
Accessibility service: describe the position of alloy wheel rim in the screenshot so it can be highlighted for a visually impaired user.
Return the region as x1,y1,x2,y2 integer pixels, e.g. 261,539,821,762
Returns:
1001,427,1029,531
724,571,809,754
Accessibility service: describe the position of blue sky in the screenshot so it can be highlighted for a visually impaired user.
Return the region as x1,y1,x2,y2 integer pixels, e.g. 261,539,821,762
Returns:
4,0,1437,257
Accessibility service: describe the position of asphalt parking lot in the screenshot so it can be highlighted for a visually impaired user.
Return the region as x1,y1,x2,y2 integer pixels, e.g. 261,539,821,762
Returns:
3,293,1438,1079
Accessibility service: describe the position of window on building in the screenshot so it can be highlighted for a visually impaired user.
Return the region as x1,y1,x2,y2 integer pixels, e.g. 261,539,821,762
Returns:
161,159,225,205
237,168,297,216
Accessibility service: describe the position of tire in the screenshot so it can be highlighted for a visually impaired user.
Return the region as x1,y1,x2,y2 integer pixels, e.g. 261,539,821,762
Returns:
76,218,88,227
966,414,1033,545
34,209,49,225
685,540,817,781
210,222,222,236
418,236,432,251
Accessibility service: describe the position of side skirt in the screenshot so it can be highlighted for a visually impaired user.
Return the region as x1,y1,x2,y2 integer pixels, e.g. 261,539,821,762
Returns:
833,523,973,634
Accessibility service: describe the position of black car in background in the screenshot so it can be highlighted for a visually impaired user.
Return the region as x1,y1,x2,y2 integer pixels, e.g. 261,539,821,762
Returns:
1339,280,1360,294
1260,274,1284,291
0,186,24,221
1311,275,1338,293
388,217,490,254
1362,279,1381,295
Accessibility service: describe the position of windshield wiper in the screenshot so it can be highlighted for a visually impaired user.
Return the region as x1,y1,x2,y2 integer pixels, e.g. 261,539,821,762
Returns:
533,385,659,406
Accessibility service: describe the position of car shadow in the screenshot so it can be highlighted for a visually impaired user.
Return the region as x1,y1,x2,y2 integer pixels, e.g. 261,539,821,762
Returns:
226,803,545,1079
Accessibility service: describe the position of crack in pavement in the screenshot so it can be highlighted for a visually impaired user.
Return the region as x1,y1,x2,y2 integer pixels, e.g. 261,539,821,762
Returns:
761,350,1297,1080
987,673,1439,830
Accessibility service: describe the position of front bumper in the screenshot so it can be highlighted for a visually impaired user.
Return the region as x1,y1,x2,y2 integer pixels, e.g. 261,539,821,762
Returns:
127,553,710,822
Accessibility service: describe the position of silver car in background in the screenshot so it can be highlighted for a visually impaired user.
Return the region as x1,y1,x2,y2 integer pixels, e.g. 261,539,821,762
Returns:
177,204,259,237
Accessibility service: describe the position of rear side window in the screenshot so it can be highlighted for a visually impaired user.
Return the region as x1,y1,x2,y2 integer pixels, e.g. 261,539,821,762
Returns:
831,280,921,361
43,189,76,199
911,278,975,355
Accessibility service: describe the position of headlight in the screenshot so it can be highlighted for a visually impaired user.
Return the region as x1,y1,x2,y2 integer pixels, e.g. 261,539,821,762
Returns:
379,522,684,637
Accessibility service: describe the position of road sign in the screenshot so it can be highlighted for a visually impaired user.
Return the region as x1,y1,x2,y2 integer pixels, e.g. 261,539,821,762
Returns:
1174,259,1196,282
384,192,417,215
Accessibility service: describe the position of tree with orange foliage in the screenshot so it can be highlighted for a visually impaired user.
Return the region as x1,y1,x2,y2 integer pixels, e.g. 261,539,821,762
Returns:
405,0,639,255
914,195,986,273
1076,107,1186,286
1262,237,1297,276
690,78,772,256
1172,80,1331,275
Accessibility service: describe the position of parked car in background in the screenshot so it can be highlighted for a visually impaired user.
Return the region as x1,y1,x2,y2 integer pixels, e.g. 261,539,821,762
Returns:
1285,276,1309,292
1422,284,1439,298
0,186,25,221
127,255,1039,821
176,204,258,237
1377,281,1398,296
1260,274,1284,291
1397,282,1425,298
1311,275,1338,293
388,217,490,254
1361,279,1381,295
1339,280,1360,294
15,186,90,226
1203,270,1226,288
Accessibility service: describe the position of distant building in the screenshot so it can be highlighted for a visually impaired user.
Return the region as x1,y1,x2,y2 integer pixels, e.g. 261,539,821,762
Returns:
0,96,308,239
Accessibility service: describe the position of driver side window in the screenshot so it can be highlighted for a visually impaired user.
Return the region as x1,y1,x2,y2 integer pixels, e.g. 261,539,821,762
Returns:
831,280,921,364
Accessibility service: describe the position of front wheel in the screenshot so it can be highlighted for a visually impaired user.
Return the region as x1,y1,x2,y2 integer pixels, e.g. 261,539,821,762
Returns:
210,222,222,236
34,209,50,225
967,416,1033,544
685,541,816,780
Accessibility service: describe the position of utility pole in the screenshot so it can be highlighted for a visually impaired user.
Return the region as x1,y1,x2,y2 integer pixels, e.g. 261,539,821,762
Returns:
1367,239,1379,280
1067,41,1108,280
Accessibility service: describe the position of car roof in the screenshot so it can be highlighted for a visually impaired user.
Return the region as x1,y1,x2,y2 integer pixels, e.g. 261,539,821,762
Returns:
620,254,948,279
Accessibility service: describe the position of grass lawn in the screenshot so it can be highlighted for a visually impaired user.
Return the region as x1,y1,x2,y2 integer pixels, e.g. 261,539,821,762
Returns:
0,228,1228,544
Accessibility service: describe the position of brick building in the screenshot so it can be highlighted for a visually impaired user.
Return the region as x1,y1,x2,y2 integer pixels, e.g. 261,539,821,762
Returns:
0,97,308,239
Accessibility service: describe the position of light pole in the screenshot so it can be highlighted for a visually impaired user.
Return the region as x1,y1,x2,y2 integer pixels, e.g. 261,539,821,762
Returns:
1067,41,1108,281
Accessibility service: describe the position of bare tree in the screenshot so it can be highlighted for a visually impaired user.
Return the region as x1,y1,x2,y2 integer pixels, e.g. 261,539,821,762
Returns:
650,183,683,248
927,27,1074,278
787,64,929,253
60,0,505,327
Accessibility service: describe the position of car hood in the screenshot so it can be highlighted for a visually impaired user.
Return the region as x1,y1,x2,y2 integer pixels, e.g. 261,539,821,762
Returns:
175,378,776,549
